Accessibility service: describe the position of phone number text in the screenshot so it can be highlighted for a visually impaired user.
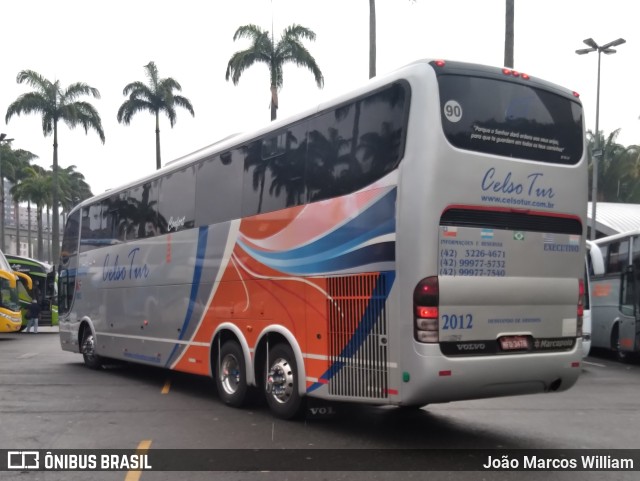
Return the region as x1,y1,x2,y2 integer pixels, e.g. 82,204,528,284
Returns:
439,268,506,277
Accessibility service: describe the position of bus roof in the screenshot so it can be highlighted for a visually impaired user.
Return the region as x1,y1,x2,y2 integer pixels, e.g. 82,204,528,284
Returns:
587,202,640,238
71,58,581,215
5,254,53,273
592,228,640,246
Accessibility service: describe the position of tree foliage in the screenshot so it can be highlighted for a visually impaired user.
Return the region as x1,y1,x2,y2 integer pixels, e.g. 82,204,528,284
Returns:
117,61,194,170
5,70,104,262
587,129,640,203
226,24,324,121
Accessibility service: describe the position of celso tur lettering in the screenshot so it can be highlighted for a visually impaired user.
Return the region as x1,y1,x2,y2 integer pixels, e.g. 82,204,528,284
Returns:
102,248,150,282
481,168,555,199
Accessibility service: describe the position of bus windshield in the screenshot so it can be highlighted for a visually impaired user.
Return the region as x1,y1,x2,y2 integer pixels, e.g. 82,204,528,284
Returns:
437,73,583,164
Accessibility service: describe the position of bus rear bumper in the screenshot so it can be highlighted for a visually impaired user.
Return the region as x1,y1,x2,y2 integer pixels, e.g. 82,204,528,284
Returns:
400,343,582,406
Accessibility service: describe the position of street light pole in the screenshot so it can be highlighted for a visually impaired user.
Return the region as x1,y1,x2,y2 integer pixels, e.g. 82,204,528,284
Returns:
576,37,626,240
0,133,15,252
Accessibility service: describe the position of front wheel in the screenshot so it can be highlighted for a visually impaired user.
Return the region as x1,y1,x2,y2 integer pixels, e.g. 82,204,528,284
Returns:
265,343,304,419
81,329,103,370
612,325,631,363
215,340,248,407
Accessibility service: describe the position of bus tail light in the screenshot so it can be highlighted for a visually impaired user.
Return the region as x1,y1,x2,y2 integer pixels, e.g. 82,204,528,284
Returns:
502,68,530,80
577,278,584,337
414,277,439,343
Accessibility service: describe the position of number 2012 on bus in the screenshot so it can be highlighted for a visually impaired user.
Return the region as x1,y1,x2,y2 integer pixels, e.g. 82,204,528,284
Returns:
442,314,474,330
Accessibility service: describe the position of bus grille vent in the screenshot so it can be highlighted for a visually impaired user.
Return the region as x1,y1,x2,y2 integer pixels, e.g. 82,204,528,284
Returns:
327,274,389,399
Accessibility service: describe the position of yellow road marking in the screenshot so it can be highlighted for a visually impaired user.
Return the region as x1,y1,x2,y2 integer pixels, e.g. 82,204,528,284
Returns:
161,379,171,394
124,439,152,481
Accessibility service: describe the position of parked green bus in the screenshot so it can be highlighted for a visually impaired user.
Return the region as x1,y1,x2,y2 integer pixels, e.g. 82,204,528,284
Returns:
5,254,58,328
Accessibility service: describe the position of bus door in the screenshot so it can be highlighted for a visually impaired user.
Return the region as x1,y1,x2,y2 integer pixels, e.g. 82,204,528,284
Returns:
618,265,640,357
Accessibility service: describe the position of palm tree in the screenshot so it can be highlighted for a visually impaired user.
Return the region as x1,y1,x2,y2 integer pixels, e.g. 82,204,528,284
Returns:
13,166,50,260
117,61,195,171
5,70,105,263
620,145,640,202
586,129,632,202
504,0,515,67
226,24,324,121
0,144,38,254
57,165,93,213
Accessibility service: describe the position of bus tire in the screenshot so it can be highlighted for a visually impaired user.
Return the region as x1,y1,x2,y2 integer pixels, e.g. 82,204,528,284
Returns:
81,329,103,370
265,343,304,420
612,325,630,363
215,340,248,407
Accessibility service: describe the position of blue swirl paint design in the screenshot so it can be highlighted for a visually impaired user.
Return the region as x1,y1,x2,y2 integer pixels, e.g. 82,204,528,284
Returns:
238,188,397,275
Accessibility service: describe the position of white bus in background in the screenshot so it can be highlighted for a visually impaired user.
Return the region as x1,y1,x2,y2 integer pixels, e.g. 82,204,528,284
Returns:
583,241,604,357
590,230,640,361
58,59,589,419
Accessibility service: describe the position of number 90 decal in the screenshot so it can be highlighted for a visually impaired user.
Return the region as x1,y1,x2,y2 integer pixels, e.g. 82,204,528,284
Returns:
442,314,473,330
443,100,463,123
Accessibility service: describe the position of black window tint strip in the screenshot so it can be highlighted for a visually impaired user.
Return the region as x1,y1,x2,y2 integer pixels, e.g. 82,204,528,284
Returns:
440,208,582,235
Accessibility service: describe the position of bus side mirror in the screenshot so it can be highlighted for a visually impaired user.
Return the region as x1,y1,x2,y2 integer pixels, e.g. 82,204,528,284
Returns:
587,241,605,276
619,265,639,320
14,271,33,290
0,270,17,289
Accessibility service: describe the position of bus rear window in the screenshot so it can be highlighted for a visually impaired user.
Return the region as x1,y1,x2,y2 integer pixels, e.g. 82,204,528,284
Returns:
438,75,583,164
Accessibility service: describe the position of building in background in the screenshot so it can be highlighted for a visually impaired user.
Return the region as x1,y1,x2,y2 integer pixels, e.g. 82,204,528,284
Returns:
587,202,640,238
1,181,64,263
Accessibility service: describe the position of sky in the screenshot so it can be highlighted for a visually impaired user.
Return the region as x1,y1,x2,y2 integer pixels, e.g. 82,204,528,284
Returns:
1,0,638,196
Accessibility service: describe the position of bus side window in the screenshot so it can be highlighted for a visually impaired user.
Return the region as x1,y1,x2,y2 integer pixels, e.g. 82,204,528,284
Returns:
306,82,408,202
620,266,639,318
157,166,196,234
81,201,116,252
632,235,640,272
128,181,159,238
599,244,609,273
242,122,308,217
607,240,629,275
195,152,243,226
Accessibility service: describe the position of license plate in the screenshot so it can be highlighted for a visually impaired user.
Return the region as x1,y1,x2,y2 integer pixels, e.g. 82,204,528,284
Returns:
499,335,530,351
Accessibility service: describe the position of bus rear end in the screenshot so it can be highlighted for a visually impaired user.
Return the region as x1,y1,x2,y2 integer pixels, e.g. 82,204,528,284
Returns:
398,60,586,405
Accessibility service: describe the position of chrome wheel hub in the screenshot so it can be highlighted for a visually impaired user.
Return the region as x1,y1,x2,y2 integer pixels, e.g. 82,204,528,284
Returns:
82,334,96,361
220,354,241,395
266,358,294,404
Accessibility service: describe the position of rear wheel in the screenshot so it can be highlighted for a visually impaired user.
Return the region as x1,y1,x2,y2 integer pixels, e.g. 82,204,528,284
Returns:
265,343,304,419
81,329,103,370
612,325,630,363
215,340,248,407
